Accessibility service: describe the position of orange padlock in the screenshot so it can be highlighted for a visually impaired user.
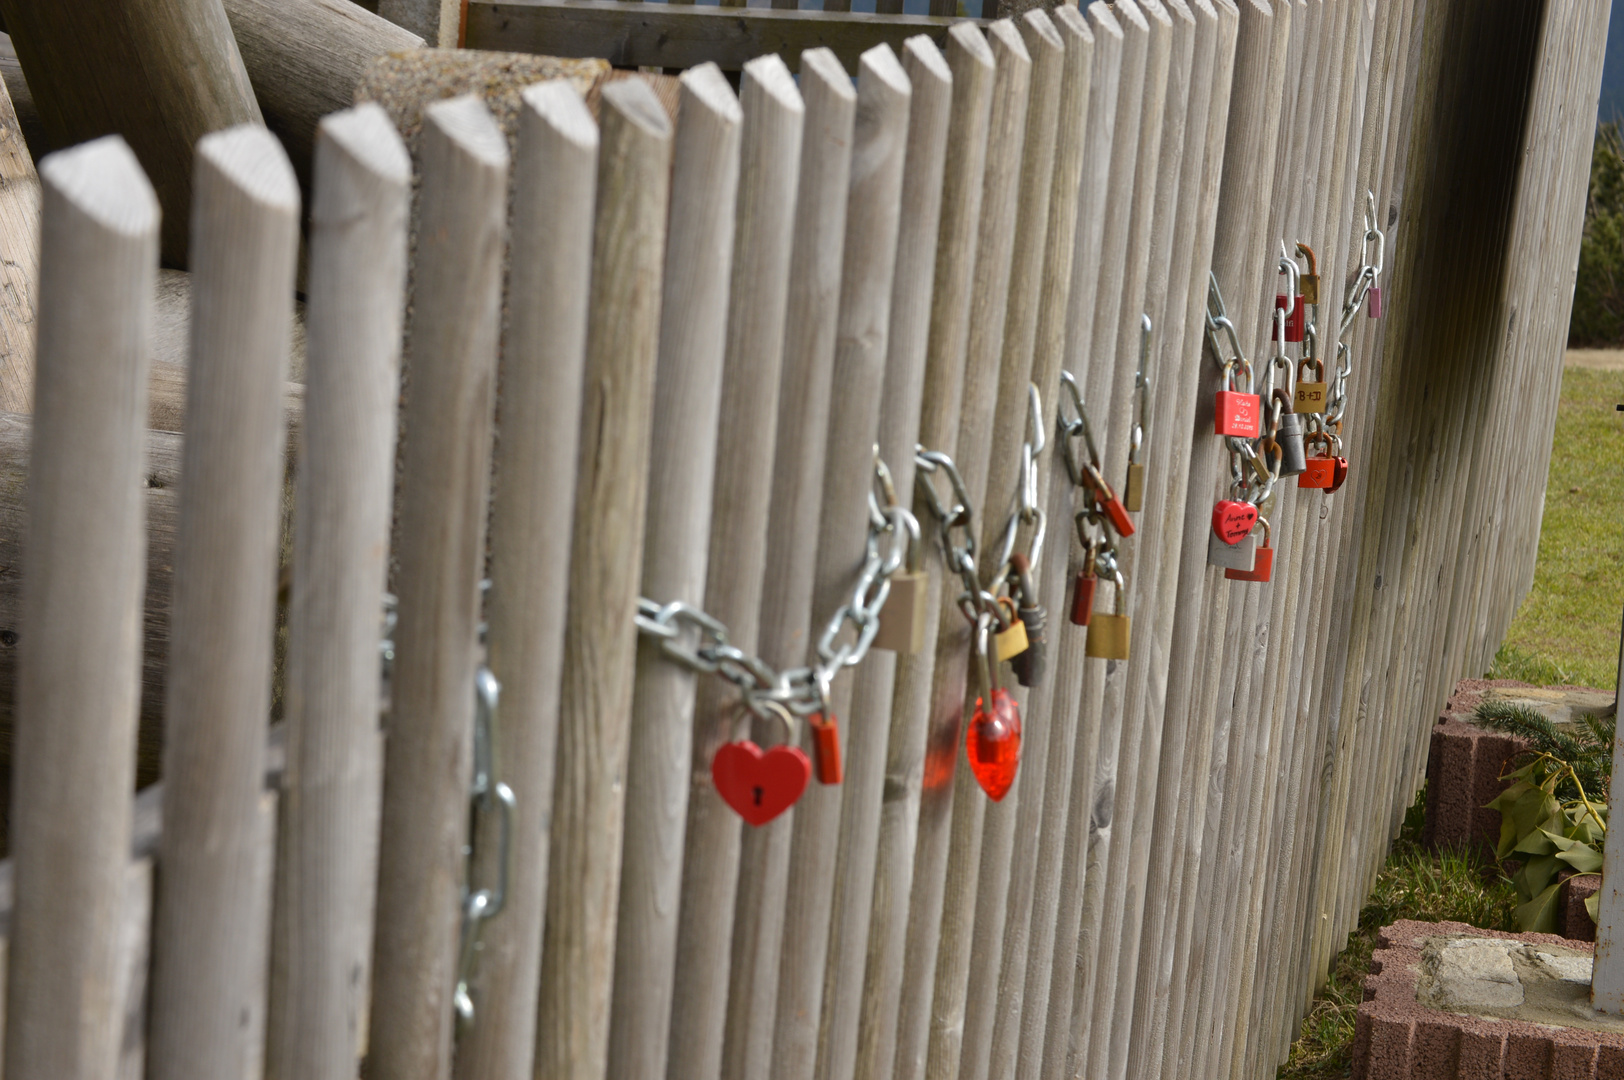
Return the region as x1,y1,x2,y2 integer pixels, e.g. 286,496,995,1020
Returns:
808,713,842,785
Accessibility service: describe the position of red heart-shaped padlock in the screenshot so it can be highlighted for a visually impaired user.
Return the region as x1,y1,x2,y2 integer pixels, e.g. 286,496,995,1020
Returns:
1211,500,1258,545
1329,456,1349,494
712,741,811,826
967,688,1021,802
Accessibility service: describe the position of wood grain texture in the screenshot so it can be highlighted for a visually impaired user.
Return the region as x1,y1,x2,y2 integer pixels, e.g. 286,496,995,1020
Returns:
4,134,158,1080
916,20,1029,1080
721,49,851,1080
956,13,1062,1080
267,103,410,1080
147,123,298,1080
609,63,740,1080
855,25,993,1080
0,0,262,266
1014,12,1119,1077
0,68,35,416
380,0,460,46
771,44,911,1080
451,80,595,1080
369,95,507,1080
221,0,423,188
665,53,801,1080
467,0,976,74
817,34,949,1080
536,76,671,1080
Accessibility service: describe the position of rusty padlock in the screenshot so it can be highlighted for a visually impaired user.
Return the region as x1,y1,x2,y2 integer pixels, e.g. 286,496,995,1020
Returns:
1296,241,1320,306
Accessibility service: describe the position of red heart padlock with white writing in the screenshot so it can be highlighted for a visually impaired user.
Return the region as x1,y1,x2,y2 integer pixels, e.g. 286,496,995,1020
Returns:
1224,518,1275,583
1214,358,1261,438
1211,499,1258,545
712,702,811,826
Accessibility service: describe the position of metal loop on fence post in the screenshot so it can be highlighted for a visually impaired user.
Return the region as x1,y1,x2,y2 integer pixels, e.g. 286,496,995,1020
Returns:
455,664,515,1029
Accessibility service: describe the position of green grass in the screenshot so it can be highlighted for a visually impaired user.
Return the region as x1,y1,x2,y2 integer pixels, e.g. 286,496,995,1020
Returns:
1278,798,1519,1079
1490,365,1624,691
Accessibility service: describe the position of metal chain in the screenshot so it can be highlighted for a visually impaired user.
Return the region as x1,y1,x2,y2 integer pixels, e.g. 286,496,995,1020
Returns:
636,454,919,719
1206,272,1277,511
915,446,999,627
1328,189,1386,426
992,383,1048,598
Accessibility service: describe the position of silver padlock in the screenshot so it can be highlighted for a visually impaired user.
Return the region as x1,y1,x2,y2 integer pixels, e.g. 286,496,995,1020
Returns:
1208,530,1256,572
1276,403,1307,477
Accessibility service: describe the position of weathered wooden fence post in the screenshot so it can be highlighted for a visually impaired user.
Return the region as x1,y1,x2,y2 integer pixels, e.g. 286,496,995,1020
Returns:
537,76,671,1080
370,93,507,1080
267,102,411,1080
5,133,157,1080
609,61,740,1080
451,78,596,1080
148,122,299,1080
666,52,803,1080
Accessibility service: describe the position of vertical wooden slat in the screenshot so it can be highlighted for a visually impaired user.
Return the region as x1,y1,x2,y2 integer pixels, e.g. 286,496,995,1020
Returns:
817,33,950,1080
536,76,671,1080
721,47,852,1080
4,133,157,1080
915,20,1029,1080
1123,5,1239,1078
956,13,1062,1080
609,62,741,1080
267,102,409,1080
452,79,596,1080
148,122,298,1080
0,70,37,415
378,0,459,46
1014,11,1120,1077
855,25,994,1080
369,94,507,1080
539,77,672,1080
771,42,911,1080
666,53,803,1080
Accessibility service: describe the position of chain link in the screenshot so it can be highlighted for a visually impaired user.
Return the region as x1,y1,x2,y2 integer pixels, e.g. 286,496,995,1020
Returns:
915,447,1000,627
992,383,1048,596
635,454,918,718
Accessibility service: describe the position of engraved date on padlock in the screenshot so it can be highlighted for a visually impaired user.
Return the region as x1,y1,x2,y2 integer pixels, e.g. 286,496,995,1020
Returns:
1214,390,1261,438
1294,382,1327,415
874,570,928,654
1207,530,1256,572
1124,462,1145,513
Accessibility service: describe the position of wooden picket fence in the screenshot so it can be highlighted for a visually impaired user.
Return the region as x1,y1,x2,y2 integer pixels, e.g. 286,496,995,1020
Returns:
0,1,1611,1079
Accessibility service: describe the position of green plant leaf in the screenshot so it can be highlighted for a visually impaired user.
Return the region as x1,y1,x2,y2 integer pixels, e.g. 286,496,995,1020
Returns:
1556,843,1604,874
1514,880,1563,934
1587,893,1601,922
1541,827,1579,852
1514,854,1563,900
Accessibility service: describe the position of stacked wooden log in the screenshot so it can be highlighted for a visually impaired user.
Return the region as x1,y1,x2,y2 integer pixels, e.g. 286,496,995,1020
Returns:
0,2,1611,1080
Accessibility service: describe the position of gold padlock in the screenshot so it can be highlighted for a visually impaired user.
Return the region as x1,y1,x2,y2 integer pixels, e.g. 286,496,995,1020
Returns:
1124,462,1145,513
994,597,1028,662
1295,357,1326,415
875,570,928,654
1084,572,1130,661
1297,241,1320,305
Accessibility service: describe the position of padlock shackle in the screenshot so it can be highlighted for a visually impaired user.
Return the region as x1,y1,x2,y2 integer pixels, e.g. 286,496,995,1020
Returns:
1278,244,1300,298
1295,240,1317,280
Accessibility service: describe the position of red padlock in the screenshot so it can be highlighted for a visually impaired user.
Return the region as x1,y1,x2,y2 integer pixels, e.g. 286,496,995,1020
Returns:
1211,499,1258,545
1328,455,1350,494
1299,432,1346,491
1366,285,1382,318
808,712,843,785
1084,465,1135,537
1299,455,1334,489
1225,520,1275,582
1273,293,1305,343
1215,388,1261,438
1070,566,1097,627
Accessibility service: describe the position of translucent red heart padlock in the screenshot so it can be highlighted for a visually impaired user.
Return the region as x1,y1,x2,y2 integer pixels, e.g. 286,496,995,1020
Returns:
711,701,811,826
966,614,1020,801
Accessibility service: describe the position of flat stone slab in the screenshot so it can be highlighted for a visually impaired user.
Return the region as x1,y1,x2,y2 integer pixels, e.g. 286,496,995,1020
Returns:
1479,685,1617,727
1353,920,1624,1079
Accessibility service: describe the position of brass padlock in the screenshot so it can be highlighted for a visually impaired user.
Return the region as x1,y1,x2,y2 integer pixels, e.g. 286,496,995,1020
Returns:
1085,570,1130,661
875,570,928,654
1296,241,1320,305
1124,462,1145,513
1295,357,1327,415
994,597,1029,663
